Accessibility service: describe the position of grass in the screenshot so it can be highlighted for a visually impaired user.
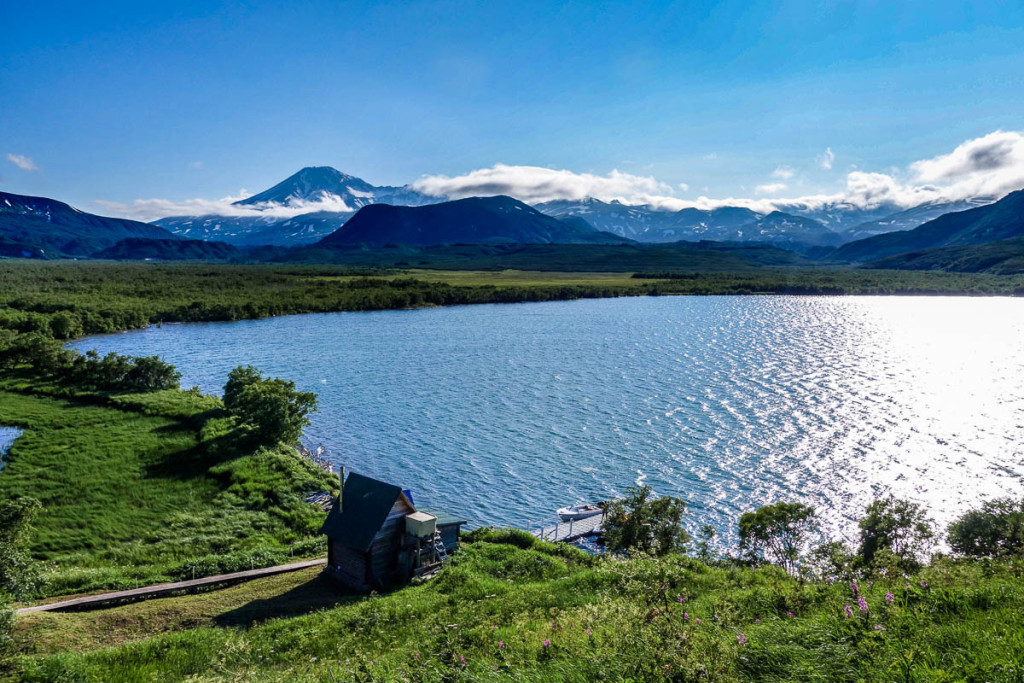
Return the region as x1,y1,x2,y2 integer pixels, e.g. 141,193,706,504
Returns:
0,385,336,598
7,531,1024,682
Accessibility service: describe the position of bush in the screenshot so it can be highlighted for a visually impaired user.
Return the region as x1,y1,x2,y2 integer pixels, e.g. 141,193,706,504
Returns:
0,496,43,600
948,497,1024,557
223,366,318,446
602,485,689,556
858,495,934,571
738,502,816,574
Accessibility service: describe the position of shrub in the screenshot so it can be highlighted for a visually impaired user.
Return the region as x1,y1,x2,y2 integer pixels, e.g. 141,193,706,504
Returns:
602,485,689,556
738,502,816,574
858,495,934,571
948,497,1024,557
223,366,318,446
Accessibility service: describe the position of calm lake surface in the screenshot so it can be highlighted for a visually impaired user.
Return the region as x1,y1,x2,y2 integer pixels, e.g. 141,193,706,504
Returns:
73,296,1024,544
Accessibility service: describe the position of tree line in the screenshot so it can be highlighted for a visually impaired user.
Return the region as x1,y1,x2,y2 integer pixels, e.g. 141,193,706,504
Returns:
602,485,1024,575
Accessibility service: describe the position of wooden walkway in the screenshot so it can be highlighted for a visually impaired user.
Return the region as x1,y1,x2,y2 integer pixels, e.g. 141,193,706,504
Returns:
17,557,327,615
532,512,605,543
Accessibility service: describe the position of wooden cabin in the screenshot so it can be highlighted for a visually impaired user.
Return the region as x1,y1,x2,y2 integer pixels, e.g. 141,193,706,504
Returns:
320,471,466,591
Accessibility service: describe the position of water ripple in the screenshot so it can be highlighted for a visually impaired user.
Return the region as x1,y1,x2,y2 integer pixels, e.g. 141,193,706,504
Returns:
71,296,1024,545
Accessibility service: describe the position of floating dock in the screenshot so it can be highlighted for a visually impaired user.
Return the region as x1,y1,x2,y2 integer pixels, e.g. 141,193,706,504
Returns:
531,511,606,543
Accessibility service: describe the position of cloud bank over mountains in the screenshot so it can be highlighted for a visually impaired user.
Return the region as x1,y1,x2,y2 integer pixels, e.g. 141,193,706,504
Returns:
98,130,1024,221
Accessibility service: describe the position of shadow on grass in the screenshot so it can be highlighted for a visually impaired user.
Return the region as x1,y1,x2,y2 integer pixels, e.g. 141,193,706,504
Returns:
213,572,360,627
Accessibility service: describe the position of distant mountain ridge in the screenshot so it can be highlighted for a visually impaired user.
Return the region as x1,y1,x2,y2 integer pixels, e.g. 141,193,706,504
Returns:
536,198,842,247
831,189,1024,263
0,191,177,257
318,195,629,247
154,166,999,249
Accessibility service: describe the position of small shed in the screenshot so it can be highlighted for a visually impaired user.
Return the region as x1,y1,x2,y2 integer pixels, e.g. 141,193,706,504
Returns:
320,471,466,591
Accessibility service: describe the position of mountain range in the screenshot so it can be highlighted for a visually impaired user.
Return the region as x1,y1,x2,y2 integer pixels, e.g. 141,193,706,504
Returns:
831,189,1024,263
0,191,176,258
151,167,997,249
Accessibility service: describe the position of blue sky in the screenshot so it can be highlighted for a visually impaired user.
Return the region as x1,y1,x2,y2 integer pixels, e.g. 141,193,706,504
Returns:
2,0,1024,216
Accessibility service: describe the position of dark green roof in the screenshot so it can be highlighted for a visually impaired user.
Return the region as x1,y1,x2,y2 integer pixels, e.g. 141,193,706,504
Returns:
319,472,407,552
428,511,468,527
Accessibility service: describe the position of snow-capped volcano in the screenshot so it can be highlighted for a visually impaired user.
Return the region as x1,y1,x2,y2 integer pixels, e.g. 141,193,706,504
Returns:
234,166,435,210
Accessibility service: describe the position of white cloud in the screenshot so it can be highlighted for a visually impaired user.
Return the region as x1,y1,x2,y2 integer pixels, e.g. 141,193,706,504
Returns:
7,153,39,172
771,166,795,180
755,182,788,195
94,192,356,223
97,130,1024,222
411,164,681,208
678,182,690,192
817,147,835,170
189,161,204,170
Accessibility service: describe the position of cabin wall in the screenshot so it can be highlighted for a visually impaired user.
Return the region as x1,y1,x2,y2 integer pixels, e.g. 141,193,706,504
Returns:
438,524,461,552
328,540,370,591
368,497,415,583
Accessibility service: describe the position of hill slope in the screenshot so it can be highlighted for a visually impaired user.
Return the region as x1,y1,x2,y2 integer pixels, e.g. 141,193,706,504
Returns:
92,237,241,261
866,235,1024,274
0,191,177,257
832,189,1024,262
319,196,629,247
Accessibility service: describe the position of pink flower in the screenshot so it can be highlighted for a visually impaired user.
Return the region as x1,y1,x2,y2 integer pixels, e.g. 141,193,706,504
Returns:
858,597,869,613
498,640,505,649
885,592,894,604
586,628,593,637
920,580,929,589
755,618,761,624
850,581,859,595
542,639,551,648
677,596,685,603
695,618,702,624
843,605,854,618
459,656,466,665
786,612,795,619
874,625,885,631
683,612,690,620
737,633,747,646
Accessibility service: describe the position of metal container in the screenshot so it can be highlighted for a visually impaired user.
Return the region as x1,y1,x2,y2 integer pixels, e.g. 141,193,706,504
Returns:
405,511,437,538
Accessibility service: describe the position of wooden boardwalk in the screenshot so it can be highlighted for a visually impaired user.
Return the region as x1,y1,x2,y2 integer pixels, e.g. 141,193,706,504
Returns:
532,512,605,543
17,557,327,615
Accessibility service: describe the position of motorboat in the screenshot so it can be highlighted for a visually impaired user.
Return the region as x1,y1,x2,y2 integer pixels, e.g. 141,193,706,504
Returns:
557,503,603,522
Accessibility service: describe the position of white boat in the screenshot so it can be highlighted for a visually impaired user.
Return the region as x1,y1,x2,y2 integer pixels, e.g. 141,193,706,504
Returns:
557,503,603,522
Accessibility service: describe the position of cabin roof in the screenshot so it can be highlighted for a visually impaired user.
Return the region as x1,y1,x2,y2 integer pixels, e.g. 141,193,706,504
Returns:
430,511,468,527
319,472,411,552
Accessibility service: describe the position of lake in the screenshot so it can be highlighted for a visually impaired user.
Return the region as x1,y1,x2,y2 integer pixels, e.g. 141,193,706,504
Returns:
72,296,1024,546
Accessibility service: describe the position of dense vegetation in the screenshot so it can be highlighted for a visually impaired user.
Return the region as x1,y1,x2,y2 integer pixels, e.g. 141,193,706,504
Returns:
0,382,336,600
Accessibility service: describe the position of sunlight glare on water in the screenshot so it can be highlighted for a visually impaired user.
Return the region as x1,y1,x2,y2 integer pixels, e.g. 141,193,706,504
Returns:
71,296,1024,546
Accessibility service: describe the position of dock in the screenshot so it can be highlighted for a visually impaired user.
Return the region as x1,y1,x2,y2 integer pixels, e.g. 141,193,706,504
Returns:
532,511,606,543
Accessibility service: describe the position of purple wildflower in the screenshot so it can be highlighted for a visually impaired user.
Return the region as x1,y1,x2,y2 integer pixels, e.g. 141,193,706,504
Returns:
677,596,685,603
885,592,894,604
843,605,854,618
858,597,869,613
498,640,505,649
786,611,795,619
459,656,466,665
755,618,761,625
920,580,929,589
695,618,702,624
542,639,551,648
874,625,885,631
586,628,593,637
683,612,690,620
850,581,859,595
737,633,747,646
